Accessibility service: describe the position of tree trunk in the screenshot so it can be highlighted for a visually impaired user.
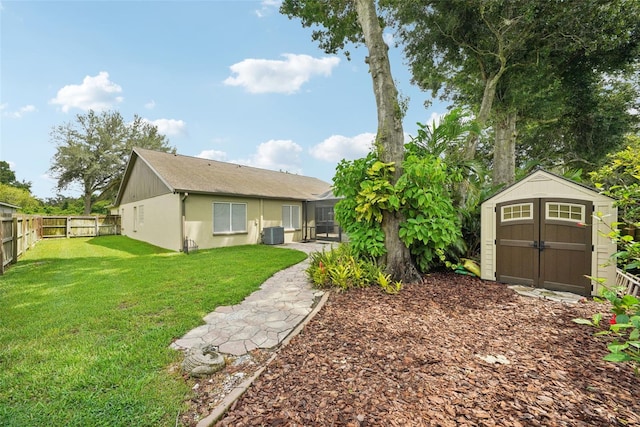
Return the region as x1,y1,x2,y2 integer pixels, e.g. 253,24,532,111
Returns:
83,191,92,215
354,0,421,283
463,72,502,161
493,111,517,186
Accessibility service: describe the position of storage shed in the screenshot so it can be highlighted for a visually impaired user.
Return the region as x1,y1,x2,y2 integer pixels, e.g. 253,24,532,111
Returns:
480,169,617,296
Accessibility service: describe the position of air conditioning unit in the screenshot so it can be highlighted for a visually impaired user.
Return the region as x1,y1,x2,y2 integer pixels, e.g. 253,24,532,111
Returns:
263,227,285,245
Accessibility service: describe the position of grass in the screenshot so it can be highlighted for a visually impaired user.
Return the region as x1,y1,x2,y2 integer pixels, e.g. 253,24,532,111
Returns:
0,236,307,426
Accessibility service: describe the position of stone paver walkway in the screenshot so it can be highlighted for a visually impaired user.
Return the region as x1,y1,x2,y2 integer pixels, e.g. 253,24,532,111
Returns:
508,285,584,303
171,241,335,356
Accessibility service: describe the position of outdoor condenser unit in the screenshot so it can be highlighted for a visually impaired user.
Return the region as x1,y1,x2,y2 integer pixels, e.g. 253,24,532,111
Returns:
263,227,285,245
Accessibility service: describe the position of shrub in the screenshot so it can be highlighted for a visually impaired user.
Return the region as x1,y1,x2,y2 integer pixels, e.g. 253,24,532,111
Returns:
333,152,462,272
573,217,640,373
307,244,401,294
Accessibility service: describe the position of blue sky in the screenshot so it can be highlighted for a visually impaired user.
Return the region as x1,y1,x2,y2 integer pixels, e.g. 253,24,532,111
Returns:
1,0,446,200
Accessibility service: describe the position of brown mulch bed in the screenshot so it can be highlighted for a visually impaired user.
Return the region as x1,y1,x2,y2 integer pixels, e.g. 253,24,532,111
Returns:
184,272,640,427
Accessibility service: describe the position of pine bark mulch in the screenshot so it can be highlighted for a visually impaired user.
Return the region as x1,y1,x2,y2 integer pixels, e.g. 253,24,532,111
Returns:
186,272,640,426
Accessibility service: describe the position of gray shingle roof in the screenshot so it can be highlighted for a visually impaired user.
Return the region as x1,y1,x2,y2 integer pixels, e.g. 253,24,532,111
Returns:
132,147,332,201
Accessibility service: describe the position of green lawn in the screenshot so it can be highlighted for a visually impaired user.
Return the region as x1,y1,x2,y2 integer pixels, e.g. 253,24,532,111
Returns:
0,236,307,426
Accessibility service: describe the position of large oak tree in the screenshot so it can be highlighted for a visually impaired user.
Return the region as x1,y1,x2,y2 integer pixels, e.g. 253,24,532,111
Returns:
49,110,175,214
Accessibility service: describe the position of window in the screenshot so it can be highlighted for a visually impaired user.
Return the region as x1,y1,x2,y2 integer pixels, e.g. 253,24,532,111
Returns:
213,202,247,234
546,202,584,222
501,203,533,222
282,205,300,230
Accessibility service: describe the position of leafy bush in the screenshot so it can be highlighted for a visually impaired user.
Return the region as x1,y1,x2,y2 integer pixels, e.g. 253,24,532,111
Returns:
573,286,640,372
307,244,401,294
589,135,640,227
573,218,640,373
333,153,387,259
333,152,462,272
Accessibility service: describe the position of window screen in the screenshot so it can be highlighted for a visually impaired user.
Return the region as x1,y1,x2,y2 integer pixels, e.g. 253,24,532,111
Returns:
213,202,247,233
282,205,300,230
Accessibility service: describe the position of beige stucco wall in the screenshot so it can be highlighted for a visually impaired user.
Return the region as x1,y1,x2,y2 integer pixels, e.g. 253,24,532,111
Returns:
183,195,304,249
480,170,617,295
120,193,182,251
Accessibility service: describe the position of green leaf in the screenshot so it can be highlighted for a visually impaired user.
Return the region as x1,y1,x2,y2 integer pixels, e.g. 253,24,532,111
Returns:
603,353,630,362
616,314,630,324
621,295,640,306
608,342,629,353
572,318,594,326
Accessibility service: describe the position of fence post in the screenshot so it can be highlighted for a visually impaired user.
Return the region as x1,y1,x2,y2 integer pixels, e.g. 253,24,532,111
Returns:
12,217,18,265
0,219,4,275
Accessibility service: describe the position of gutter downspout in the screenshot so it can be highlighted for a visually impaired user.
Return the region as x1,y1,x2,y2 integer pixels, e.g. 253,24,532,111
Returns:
303,200,308,242
181,192,188,251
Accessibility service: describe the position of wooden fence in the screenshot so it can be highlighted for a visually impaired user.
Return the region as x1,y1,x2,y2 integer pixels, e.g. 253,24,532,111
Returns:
0,215,121,274
42,215,121,238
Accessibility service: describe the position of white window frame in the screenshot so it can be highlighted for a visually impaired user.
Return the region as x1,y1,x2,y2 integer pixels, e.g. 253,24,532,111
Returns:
213,202,247,234
282,205,301,230
501,203,533,222
546,202,585,223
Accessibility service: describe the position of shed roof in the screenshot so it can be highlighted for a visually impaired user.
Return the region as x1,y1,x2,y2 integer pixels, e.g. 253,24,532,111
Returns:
0,202,20,210
116,147,332,204
482,168,614,205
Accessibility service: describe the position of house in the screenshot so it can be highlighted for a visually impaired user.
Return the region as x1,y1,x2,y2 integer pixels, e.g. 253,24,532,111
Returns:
480,169,617,296
113,147,338,251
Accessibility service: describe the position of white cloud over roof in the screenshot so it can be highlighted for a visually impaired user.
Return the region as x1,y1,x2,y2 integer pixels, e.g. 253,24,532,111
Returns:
50,71,123,112
235,139,303,174
223,54,340,94
309,133,375,162
144,118,187,137
196,149,228,161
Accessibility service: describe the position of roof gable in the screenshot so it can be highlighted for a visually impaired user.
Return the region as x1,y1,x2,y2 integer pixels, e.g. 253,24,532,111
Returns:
115,148,332,205
483,169,614,206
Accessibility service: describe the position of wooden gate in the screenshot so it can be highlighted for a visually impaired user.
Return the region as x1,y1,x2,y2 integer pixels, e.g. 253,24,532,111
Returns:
496,198,592,295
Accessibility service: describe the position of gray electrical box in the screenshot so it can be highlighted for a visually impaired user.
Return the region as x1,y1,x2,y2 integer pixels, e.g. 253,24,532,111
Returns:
262,227,285,245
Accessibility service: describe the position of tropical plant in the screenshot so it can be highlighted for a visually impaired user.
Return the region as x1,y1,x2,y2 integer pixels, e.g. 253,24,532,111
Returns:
573,216,640,373
334,150,462,272
307,244,400,294
589,135,640,228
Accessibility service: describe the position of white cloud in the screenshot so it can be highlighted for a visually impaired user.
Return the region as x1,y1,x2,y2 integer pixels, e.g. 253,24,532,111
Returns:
143,118,187,137
50,71,123,112
425,112,444,128
255,0,281,17
309,133,376,162
144,100,156,109
3,104,37,119
383,31,395,47
196,149,227,161
235,139,303,173
223,54,340,94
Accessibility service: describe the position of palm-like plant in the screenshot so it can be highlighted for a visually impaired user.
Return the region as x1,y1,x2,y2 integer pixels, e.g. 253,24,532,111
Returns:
407,108,490,259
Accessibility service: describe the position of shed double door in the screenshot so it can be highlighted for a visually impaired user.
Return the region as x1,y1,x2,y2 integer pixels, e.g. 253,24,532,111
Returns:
496,198,592,295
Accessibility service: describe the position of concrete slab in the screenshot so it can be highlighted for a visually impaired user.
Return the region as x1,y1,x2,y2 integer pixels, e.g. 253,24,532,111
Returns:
508,285,584,303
